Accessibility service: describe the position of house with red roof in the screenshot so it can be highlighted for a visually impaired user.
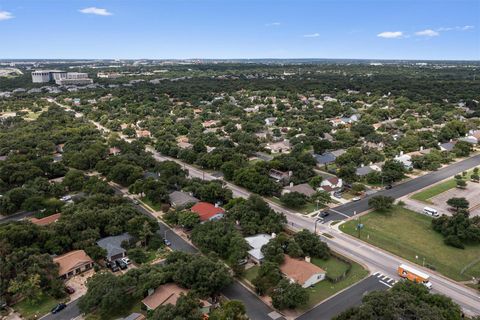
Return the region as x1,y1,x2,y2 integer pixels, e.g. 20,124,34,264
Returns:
320,177,343,195
190,202,225,222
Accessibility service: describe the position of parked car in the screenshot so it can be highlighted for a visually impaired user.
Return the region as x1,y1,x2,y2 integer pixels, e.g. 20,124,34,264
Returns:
237,259,248,266
51,303,66,314
385,184,393,190
106,261,119,272
116,259,128,270
164,239,172,246
352,197,361,202
318,211,330,218
64,286,75,294
121,257,131,265
133,199,139,205
59,195,72,202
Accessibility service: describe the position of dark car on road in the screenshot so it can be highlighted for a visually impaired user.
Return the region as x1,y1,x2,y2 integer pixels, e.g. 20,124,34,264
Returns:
318,211,330,218
64,286,75,294
51,303,66,314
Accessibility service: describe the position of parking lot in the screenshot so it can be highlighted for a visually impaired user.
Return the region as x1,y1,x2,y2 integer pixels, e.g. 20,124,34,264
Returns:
430,182,480,217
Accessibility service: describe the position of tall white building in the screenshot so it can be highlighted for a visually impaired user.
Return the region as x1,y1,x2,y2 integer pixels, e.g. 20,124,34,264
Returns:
31,70,65,83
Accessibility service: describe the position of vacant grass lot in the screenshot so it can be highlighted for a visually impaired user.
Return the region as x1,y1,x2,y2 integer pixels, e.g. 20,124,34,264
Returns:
244,265,260,283
15,295,60,320
340,206,480,281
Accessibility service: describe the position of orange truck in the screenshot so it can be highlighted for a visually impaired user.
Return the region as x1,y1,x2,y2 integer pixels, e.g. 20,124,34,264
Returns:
397,264,432,289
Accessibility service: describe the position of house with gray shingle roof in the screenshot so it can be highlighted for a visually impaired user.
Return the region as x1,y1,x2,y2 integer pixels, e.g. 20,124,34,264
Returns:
169,191,199,209
97,233,133,262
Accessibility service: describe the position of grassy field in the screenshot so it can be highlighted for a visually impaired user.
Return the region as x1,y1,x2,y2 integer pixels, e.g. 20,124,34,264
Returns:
244,265,260,283
140,197,163,211
340,206,480,281
411,170,475,203
303,258,368,309
15,295,60,319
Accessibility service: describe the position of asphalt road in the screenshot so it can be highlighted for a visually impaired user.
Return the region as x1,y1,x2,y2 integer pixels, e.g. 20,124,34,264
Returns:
323,153,480,222
0,210,35,224
41,300,80,320
297,275,391,320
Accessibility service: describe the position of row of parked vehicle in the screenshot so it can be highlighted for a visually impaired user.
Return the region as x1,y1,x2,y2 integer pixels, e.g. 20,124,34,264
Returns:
106,257,131,272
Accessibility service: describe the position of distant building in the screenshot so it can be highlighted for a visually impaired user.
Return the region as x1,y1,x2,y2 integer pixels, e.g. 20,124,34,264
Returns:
268,169,292,184
282,183,316,198
30,213,61,226
31,70,65,83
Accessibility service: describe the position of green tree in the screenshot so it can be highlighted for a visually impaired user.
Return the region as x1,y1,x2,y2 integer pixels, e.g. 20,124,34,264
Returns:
293,229,330,259
271,279,309,309
446,197,469,212
210,300,248,320
280,192,307,209
368,195,394,211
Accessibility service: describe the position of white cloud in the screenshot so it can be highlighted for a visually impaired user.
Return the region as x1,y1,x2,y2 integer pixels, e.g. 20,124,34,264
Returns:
79,7,112,16
303,33,320,38
0,11,14,21
415,29,439,37
265,22,281,27
461,25,474,30
377,31,403,39
437,25,474,32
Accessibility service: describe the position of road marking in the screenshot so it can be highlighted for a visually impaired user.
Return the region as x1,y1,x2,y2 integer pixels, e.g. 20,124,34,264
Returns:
379,280,393,288
382,275,389,280
373,271,381,276
328,208,351,218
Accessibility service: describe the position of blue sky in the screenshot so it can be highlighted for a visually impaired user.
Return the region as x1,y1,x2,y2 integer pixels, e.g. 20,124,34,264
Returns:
0,0,479,60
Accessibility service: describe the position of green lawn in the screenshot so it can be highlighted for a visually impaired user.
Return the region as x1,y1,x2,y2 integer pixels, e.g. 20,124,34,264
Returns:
411,169,475,203
411,179,458,203
15,295,61,320
303,258,368,309
244,265,260,283
340,206,480,281
140,197,163,211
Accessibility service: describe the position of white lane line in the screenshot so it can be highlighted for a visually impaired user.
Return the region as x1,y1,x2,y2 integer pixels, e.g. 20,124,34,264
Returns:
382,275,389,280
328,208,351,218
373,271,381,276
375,273,383,278
387,278,396,283
379,280,393,288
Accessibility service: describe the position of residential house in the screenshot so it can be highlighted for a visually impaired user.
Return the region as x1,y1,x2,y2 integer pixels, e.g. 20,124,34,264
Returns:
191,202,225,222
459,134,478,145
245,234,272,264
264,117,277,126
280,255,326,288
97,233,133,262
356,163,382,177
169,191,199,209
53,250,94,280
265,140,291,154
282,183,316,198
109,147,121,156
202,120,220,128
394,152,413,170
136,130,151,138
320,177,343,195
142,283,211,313
30,213,61,226
439,141,457,152
314,152,336,167
268,169,291,184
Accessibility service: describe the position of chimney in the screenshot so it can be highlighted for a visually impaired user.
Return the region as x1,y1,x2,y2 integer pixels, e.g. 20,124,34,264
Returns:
305,256,311,263
361,163,364,167
400,150,404,156
290,182,294,187
215,203,219,208
288,171,293,177
271,232,276,239
420,146,424,151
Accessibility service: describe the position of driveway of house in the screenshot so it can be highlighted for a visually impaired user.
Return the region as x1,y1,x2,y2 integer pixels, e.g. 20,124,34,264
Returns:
65,269,95,301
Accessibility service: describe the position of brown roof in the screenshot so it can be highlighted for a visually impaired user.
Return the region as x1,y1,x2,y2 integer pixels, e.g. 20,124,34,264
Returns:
280,255,325,286
30,213,61,226
142,283,189,310
53,250,93,277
